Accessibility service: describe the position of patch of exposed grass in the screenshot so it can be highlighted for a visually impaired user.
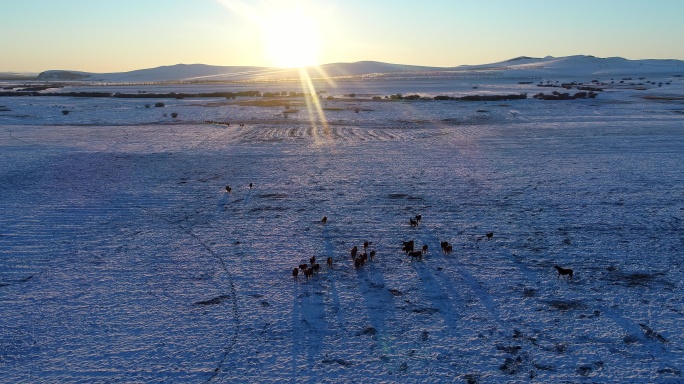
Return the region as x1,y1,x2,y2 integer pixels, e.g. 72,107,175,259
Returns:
642,95,684,101
607,271,670,288
546,300,588,311
236,99,303,108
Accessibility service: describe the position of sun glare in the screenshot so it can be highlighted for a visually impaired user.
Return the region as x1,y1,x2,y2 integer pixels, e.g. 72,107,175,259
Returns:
216,0,326,68
261,9,322,68
217,0,332,144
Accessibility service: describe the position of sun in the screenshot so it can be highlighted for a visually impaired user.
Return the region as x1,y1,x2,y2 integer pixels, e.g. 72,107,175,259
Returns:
216,0,326,68
260,7,322,68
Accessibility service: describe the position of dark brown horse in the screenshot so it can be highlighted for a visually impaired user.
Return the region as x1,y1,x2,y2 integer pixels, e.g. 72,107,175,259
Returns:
304,268,314,278
554,265,573,279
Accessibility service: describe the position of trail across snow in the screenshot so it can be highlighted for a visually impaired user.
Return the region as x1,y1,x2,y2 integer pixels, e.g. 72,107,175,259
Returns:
1,78,684,382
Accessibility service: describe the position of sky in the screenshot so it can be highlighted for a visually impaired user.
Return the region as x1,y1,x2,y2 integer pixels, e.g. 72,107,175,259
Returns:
2,0,683,73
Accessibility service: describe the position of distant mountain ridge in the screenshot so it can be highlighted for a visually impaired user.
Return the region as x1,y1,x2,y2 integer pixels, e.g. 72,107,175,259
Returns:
0,72,39,80
36,55,684,83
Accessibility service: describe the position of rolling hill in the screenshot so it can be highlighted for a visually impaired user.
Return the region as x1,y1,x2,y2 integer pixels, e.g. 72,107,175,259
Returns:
34,55,684,83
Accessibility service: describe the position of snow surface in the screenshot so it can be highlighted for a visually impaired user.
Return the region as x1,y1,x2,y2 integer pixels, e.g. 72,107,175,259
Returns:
1,72,684,383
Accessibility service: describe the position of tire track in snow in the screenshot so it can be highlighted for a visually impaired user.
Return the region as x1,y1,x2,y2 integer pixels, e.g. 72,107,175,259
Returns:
187,228,241,384
139,207,240,383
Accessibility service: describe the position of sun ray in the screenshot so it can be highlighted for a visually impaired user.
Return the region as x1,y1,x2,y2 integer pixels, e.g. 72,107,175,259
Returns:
299,67,330,145
216,0,332,144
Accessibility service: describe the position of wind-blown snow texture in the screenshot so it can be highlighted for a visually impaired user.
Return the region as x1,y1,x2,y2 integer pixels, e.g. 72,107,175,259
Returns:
1,73,683,383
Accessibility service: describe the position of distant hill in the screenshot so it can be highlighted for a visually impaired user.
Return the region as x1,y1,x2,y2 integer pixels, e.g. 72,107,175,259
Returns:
455,55,684,78
35,56,684,83
37,64,271,82
0,72,38,80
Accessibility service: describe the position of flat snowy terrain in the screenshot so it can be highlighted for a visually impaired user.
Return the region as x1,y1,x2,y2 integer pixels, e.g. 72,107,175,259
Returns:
1,75,683,383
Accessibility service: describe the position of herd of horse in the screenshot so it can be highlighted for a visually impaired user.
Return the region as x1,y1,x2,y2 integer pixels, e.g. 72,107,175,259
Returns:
222,175,574,285
288,214,573,282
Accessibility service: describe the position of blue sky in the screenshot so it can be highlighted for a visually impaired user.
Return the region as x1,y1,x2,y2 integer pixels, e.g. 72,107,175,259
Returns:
2,0,683,72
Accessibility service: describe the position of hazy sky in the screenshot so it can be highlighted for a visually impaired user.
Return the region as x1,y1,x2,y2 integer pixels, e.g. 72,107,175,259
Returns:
2,0,683,72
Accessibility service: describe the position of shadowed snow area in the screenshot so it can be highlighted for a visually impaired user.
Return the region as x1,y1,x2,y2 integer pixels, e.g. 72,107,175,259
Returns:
1,78,684,382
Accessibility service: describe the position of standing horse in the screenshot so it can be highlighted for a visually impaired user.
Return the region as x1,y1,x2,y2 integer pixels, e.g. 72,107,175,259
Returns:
554,265,573,279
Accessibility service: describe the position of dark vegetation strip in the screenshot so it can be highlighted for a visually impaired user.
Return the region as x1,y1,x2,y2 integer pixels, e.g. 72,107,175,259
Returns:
0,89,599,101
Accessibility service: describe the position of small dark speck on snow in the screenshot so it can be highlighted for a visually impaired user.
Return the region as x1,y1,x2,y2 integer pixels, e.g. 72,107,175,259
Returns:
322,358,352,366
194,295,230,306
358,327,377,336
412,307,439,315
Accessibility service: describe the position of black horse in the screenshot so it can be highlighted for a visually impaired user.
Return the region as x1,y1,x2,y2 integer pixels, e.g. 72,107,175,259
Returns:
554,265,574,279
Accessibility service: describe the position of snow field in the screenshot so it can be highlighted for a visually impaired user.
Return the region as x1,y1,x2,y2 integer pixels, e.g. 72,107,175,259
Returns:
1,80,684,382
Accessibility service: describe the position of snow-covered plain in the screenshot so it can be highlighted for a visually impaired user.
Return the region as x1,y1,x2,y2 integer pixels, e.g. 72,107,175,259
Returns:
1,72,684,383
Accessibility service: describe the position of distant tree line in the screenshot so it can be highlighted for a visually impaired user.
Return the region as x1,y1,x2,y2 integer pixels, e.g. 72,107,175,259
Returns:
433,94,527,101
533,91,598,100
0,91,263,98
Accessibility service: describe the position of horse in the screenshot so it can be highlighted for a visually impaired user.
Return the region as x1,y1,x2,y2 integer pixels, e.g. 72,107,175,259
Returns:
351,246,358,259
402,240,415,254
422,244,428,255
321,216,328,224
292,268,299,279
554,265,573,279
415,215,422,222
408,250,423,261
486,232,494,239
369,250,376,261
327,257,333,267
310,256,316,265
225,185,232,193
409,218,418,227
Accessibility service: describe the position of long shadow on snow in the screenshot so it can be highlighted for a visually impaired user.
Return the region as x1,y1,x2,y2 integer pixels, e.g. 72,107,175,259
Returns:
290,220,344,377
353,259,405,372
412,223,507,338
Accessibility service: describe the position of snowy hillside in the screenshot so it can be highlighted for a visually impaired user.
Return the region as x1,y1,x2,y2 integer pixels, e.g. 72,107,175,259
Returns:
35,62,446,83
459,55,684,78
37,64,273,82
34,55,684,83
